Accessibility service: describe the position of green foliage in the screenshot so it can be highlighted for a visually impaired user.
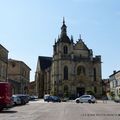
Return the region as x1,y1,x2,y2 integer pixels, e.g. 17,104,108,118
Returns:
86,90,95,96
64,92,69,98
109,91,115,99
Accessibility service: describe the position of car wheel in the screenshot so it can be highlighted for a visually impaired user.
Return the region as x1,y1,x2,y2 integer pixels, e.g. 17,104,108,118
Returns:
0,107,3,111
14,102,17,105
88,100,91,103
76,100,80,103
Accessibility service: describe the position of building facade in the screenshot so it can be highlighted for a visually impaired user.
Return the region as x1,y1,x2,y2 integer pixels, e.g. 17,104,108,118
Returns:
0,44,8,82
28,81,36,95
35,56,52,98
8,59,31,94
109,70,120,97
102,79,110,95
35,19,102,98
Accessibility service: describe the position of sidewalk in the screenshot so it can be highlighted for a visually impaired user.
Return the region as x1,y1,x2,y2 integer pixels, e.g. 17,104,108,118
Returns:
97,100,115,104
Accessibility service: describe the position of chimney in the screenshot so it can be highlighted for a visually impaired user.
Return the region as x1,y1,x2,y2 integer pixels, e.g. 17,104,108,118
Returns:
113,70,116,74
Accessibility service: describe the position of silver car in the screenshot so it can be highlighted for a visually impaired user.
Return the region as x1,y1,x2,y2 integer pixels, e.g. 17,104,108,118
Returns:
75,95,96,103
12,95,21,105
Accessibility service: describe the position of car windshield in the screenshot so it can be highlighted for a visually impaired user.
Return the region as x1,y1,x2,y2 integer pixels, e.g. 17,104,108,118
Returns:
44,95,50,99
51,96,58,99
81,95,90,98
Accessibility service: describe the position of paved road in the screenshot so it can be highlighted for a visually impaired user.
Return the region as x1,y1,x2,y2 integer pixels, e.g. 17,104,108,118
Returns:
0,100,120,120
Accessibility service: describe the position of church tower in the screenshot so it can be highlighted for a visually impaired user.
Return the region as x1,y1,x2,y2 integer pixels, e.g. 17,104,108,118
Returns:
51,18,74,96
51,18,102,98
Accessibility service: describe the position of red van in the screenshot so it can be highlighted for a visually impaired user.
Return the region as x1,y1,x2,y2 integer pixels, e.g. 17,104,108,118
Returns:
0,82,13,111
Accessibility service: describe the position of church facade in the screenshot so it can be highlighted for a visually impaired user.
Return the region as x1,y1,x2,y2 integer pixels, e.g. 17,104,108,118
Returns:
35,19,102,98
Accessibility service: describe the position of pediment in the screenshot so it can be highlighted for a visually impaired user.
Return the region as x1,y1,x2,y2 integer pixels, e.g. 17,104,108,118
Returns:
74,39,89,51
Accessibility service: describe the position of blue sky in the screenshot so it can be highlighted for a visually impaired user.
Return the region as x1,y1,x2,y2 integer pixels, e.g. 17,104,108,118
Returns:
0,0,120,81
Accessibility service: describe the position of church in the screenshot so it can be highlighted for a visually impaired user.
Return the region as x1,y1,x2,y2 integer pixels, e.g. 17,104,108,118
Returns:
35,19,102,99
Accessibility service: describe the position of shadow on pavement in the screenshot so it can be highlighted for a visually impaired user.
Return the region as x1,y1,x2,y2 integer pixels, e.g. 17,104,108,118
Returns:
0,110,17,114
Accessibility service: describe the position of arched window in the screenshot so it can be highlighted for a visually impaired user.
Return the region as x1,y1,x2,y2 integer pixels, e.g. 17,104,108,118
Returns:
77,66,86,75
64,66,68,80
93,68,96,81
63,45,68,54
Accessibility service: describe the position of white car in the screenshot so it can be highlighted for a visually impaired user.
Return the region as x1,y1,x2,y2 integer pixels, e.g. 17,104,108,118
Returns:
75,95,96,103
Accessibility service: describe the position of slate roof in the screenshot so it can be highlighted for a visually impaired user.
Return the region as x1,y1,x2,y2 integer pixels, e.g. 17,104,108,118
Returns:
59,35,71,44
109,70,120,77
38,56,52,71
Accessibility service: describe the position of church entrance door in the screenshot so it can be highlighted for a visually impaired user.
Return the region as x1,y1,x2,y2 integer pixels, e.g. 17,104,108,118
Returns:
76,87,85,97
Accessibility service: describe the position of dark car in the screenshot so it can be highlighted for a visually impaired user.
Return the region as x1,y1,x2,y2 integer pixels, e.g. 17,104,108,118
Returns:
15,94,29,105
44,95,61,102
50,96,61,102
29,96,38,101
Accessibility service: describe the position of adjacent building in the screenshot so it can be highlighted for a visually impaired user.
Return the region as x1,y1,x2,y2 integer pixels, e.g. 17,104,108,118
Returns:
35,57,52,97
35,19,102,98
0,44,8,82
28,81,36,95
109,70,120,97
8,59,31,94
102,79,110,95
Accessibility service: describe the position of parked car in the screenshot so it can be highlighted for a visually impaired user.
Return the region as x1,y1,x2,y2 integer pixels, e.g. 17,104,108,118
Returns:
29,96,38,101
44,95,61,102
14,94,29,105
61,97,69,102
75,95,96,103
50,96,61,102
44,94,50,102
12,95,21,105
114,96,120,103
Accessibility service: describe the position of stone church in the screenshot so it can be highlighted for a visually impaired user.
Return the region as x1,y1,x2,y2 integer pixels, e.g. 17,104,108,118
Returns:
35,19,102,98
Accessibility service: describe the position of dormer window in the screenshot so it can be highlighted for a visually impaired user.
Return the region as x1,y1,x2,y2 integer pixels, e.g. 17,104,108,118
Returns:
63,45,68,54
